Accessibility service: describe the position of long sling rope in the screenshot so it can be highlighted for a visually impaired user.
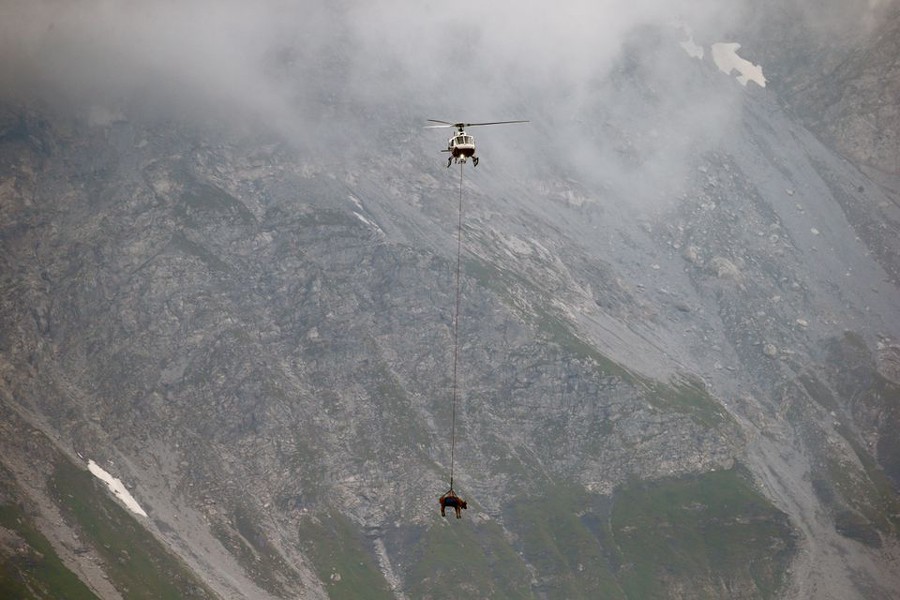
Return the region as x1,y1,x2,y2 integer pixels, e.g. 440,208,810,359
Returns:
449,162,464,490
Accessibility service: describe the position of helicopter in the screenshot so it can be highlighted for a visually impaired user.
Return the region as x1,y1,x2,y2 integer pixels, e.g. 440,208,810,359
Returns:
426,120,529,167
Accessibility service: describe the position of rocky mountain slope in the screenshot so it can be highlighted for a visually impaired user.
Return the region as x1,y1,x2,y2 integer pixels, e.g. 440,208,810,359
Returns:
2,3,900,599
734,0,900,285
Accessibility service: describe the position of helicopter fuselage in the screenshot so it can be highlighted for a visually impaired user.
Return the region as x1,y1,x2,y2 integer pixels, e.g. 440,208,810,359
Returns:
448,132,475,156
446,132,477,164
428,119,527,167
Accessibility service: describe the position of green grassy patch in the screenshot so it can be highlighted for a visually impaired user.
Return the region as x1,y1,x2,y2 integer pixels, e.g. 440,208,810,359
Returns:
0,503,99,600
815,332,900,537
872,375,900,496
648,374,733,430
852,373,900,528
611,467,796,599
48,459,214,599
541,309,731,430
534,306,634,383
828,424,900,539
399,470,794,599
461,256,515,296
463,256,732,431
834,510,882,548
462,258,631,380
507,485,625,599
405,516,533,599
297,511,394,600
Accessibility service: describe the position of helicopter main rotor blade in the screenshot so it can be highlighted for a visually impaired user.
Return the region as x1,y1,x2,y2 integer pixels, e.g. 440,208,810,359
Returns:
426,119,529,129
464,120,529,127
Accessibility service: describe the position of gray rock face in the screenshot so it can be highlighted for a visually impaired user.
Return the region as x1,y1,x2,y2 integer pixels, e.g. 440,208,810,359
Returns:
736,1,900,197
1,11,899,600
725,0,900,316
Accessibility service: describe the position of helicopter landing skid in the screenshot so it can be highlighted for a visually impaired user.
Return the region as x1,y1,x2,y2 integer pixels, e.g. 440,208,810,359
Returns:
447,156,478,167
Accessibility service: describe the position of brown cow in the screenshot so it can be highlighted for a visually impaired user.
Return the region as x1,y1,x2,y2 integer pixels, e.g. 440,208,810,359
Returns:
439,490,468,519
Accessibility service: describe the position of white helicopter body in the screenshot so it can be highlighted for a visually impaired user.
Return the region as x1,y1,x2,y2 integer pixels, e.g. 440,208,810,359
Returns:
426,120,528,167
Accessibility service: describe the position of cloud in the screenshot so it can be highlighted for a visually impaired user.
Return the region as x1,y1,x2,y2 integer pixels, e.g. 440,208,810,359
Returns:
1,1,329,131
0,0,765,206
2,1,890,123
15,0,884,202
0,1,736,119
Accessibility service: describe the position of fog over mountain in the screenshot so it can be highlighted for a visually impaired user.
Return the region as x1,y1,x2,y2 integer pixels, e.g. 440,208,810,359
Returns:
2,1,899,599
1,1,757,163
1,1,892,182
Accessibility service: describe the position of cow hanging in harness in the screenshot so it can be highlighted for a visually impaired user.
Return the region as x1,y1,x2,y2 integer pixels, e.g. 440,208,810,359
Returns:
439,489,468,519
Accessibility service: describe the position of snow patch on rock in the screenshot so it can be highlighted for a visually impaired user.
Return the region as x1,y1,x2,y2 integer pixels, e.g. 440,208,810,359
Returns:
87,460,148,517
711,43,766,87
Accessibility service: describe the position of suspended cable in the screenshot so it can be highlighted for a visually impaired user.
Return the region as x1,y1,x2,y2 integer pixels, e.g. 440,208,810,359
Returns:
449,161,464,490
